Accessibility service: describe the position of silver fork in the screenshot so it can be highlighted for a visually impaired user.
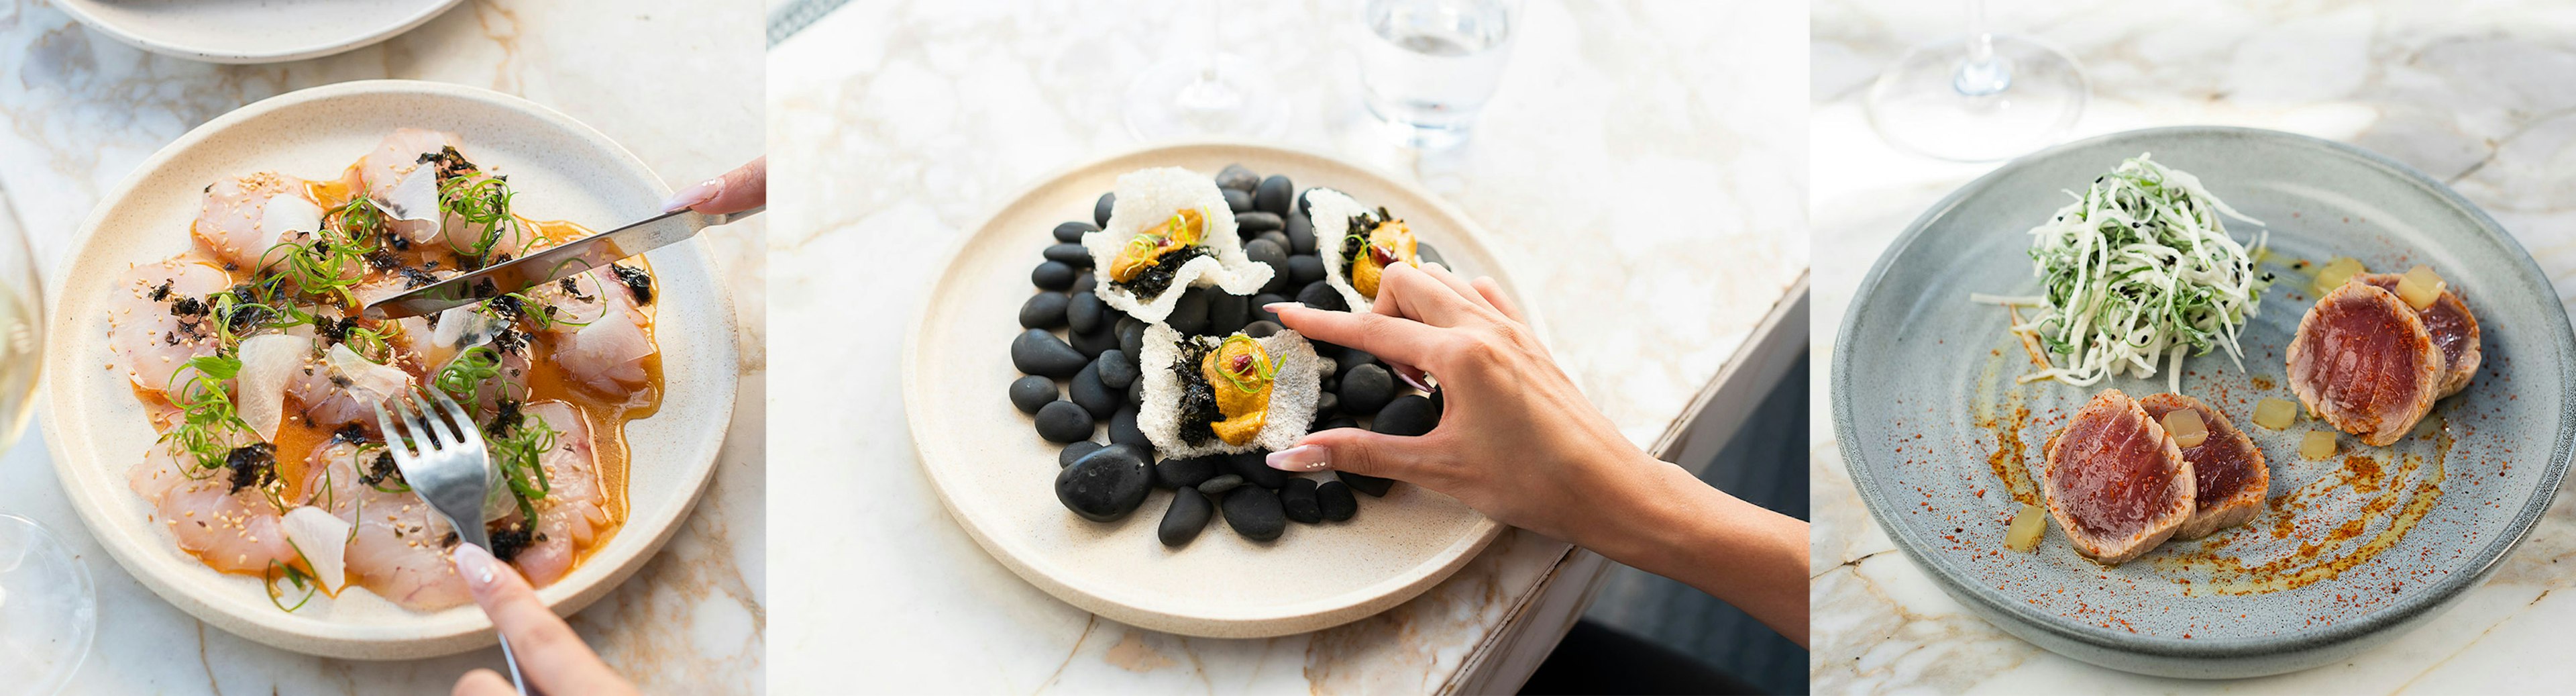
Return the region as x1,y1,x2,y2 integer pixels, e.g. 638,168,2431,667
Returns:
375,386,535,696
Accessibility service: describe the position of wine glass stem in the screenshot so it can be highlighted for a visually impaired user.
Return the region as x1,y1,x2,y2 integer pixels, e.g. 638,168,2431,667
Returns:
1955,0,2012,97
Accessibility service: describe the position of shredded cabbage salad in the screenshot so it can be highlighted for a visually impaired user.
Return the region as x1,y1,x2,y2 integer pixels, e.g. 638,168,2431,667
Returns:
1971,153,2270,392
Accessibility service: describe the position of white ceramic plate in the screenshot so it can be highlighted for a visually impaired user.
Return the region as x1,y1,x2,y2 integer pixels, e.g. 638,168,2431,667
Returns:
41,80,739,659
51,0,462,64
904,142,1536,638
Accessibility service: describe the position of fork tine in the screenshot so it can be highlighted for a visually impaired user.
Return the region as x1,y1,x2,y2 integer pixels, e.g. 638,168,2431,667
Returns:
429,387,482,449
396,390,440,449
372,399,416,463
409,387,462,448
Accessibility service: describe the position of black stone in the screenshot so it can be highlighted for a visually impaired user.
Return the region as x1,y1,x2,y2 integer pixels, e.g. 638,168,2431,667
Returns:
1057,444,1151,521
1254,175,1293,215
1236,211,1284,233
1224,451,1288,489
1315,391,1339,417
1159,488,1214,547
1317,481,1358,521
1010,375,1057,414
1315,416,1359,432
1241,320,1282,338
1043,243,1092,268
1281,479,1323,524
1375,395,1438,436
1207,293,1249,336
1018,293,1069,330
1117,317,1146,360
1256,231,1292,253
1223,188,1253,213
1012,329,1087,378
1034,401,1095,443
1249,294,1287,324
1110,405,1150,450
1032,261,1076,291
1197,473,1246,495
1245,240,1290,295
1337,470,1396,497
1340,364,1395,417
1067,292,1107,334
1070,361,1120,419
1071,272,1097,294
1053,221,1099,244
1093,192,1116,228
1286,212,1316,254
1059,440,1106,468
1128,378,1145,407
1069,320,1118,358
1156,455,1222,489
1336,347,1380,379
1296,281,1347,311
1220,487,1287,541
1163,289,1209,336
1287,255,1325,286
1215,164,1260,191
1097,349,1138,389
1415,241,1444,268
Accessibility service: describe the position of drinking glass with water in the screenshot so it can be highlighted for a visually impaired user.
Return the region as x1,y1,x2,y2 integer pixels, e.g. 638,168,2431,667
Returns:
1356,0,1518,149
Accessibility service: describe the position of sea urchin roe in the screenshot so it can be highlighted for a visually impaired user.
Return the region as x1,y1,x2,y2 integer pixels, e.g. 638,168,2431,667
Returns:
2254,397,2298,430
2314,256,2365,295
2396,264,2445,310
1197,334,1278,446
2301,429,2339,460
2161,408,2207,448
1342,209,1415,299
2006,503,2046,552
1108,208,1208,285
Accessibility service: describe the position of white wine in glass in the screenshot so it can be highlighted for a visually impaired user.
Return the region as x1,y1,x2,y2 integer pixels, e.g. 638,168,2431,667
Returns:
0,189,95,695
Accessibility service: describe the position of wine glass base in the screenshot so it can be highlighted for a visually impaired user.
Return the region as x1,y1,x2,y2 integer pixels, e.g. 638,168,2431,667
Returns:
1866,34,2089,162
1122,54,1289,141
0,514,95,694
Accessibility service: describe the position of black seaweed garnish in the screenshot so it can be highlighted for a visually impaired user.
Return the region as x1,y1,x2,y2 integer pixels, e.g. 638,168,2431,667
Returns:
365,249,402,270
359,451,405,489
1172,340,1222,446
223,443,277,493
1109,245,1209,299
488,521,535,562
149,281,172,302
397,265,439,289
610,264,653,305
169,295,207,317
484,399,524,439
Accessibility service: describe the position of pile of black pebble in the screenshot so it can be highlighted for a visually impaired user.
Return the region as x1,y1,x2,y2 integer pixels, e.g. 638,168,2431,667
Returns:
1009,164,1446,547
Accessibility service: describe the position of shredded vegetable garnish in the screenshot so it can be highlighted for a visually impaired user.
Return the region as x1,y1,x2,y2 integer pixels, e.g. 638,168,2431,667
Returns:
1975,154,2270,392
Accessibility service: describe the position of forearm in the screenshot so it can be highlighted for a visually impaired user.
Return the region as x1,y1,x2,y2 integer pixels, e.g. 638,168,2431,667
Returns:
1578,454,1812,648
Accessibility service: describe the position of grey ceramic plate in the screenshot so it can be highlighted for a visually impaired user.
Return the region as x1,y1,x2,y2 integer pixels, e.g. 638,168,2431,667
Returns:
1834,127,2576,678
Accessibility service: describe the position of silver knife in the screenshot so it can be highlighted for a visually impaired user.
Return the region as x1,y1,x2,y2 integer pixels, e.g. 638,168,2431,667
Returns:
359,205,762,319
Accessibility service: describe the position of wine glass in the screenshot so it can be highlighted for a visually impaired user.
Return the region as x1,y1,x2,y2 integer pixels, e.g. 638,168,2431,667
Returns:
1122,0,1289,140
0,187,95,694
1354,0,1519,150
1864,0,2088,162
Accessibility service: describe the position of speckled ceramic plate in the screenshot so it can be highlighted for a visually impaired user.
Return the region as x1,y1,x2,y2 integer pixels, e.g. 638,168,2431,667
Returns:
903,142,1535,638
52,0,462,64
1835,127,2576,678
42,81,739,659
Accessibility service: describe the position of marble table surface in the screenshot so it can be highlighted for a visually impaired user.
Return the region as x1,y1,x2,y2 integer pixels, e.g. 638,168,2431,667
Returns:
0,1,767,692
766,0,1805,692
1811,0,2576,691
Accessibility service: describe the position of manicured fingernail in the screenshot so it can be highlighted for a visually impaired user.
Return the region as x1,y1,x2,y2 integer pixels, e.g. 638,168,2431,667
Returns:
453,542,500,590
661,178,723,212
1393,364,1434,393
1268,445,1331,471
1261,302,1299,313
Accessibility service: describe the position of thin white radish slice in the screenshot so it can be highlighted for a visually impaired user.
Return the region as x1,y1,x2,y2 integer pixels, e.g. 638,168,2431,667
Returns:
326,344,412,407
431,305,513,355
281,505,351,592
235,334,312,441
376,166,442,242
259,192,325,244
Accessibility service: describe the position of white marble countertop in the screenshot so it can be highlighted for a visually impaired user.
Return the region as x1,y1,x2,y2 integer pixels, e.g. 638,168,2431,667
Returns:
766,0,1805,692
0,1,766,692
1811,0,2576,692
